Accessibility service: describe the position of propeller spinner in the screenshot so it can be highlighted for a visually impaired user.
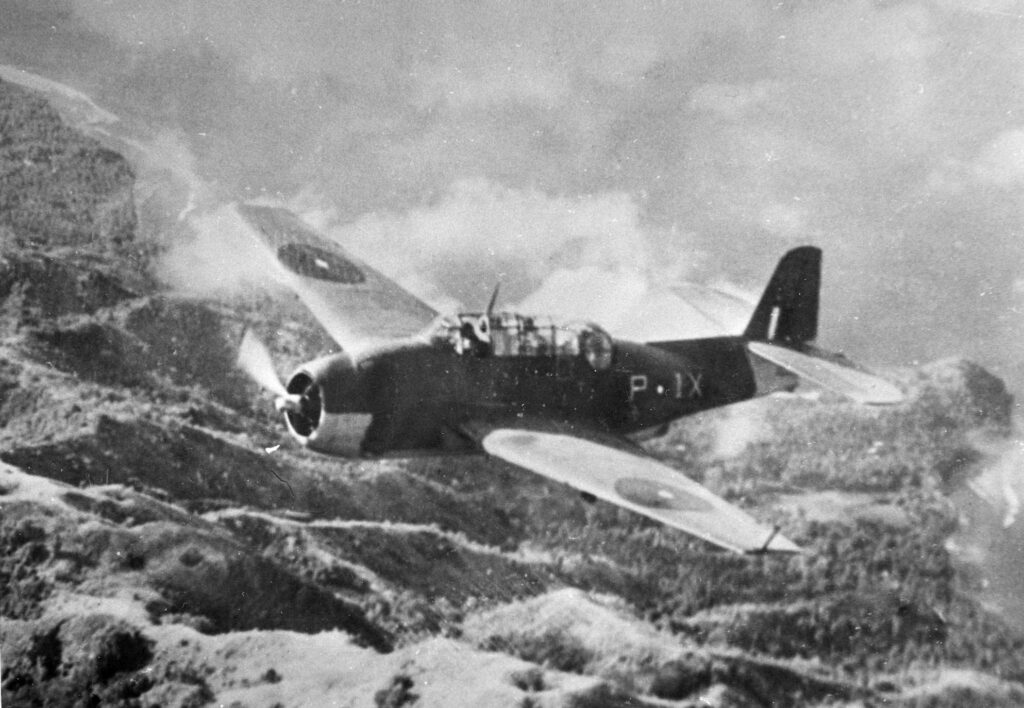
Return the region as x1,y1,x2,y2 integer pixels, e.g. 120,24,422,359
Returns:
236,329,363,452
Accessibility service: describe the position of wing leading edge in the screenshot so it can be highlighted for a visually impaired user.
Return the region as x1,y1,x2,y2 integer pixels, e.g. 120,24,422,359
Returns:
235,203,437,349
482,429,800,554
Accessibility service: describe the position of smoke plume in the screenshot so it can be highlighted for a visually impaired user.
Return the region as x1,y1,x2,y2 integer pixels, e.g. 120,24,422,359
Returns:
948,427,1024,631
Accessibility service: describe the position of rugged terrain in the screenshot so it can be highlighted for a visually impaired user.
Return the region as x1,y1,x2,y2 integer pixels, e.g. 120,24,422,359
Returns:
2,77,1023,707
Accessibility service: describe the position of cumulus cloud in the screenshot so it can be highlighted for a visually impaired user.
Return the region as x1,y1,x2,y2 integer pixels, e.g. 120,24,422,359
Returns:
304,178,672,310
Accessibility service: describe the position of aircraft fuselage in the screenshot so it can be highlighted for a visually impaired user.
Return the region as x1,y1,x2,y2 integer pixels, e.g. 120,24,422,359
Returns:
283,330,758,458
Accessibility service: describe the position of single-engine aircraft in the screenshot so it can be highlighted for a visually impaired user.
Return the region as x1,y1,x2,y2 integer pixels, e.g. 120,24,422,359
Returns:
234,203,903,555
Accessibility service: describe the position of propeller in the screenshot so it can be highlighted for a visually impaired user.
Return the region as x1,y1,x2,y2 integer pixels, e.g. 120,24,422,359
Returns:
236,329,302,412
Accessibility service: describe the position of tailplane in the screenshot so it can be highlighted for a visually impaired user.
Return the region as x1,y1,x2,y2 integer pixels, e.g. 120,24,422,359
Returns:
742,246,903,404
743,246,821,347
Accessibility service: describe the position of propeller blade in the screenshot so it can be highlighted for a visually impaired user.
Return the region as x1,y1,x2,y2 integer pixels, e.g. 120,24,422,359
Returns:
237,329,288,398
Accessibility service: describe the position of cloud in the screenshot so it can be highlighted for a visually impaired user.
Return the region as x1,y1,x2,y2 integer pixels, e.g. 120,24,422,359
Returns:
939,0,1024,17
710,402,770,459
66,0,403,85
591,40,663,87
949,431,1024,630
759,201,809,240
974,129,1024,187
305,178,675,310
157,204,284,297
781,2,940,71
517,268,750,341
689,81,780,120
412,64,570,111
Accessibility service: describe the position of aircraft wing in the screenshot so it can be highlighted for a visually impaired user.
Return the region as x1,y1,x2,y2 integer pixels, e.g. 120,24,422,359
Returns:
235,203,437,349
481,428,800,554
747,341,904,405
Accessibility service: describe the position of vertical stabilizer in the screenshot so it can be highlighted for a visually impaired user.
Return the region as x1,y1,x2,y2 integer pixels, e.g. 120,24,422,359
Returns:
743,246,821,346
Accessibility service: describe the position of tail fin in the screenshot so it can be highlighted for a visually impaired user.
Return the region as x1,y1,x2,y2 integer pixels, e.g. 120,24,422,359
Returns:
743,246,821,346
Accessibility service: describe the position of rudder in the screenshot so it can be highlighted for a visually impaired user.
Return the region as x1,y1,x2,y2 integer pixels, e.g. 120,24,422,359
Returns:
743,246,821,346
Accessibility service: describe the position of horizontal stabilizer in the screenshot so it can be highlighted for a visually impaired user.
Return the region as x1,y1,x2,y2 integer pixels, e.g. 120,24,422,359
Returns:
483,429,800,554
748,341,904,405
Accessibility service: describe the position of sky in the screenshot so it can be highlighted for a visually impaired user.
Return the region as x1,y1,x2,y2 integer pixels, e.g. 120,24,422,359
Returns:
1,0,1022,397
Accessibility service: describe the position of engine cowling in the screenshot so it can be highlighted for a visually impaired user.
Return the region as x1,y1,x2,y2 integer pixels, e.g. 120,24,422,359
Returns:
281,352,372,457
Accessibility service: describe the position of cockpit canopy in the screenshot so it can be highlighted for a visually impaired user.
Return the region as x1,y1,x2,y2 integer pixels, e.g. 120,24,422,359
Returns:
429,312,614,370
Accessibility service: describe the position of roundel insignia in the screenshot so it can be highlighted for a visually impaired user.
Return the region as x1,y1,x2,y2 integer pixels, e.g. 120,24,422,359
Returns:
613,477,714,512
277,244,366,284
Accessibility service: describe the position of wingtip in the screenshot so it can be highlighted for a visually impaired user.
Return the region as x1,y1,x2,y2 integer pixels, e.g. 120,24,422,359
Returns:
748,526,802,555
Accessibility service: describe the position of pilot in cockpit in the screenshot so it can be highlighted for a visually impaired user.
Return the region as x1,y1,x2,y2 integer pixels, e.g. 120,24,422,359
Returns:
520,318,540,356
460,319,490,357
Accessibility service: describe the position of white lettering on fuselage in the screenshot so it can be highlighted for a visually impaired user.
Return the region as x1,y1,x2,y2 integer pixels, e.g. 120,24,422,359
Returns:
686,372,703,398
674,371,704,399
629,374,648,401
633,372,701,402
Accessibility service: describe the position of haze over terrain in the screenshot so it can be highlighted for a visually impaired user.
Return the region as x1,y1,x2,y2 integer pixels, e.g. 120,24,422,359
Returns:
1,0,1022,399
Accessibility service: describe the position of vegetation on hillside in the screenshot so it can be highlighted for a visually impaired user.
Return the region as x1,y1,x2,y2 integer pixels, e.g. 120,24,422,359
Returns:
0,79,136,251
